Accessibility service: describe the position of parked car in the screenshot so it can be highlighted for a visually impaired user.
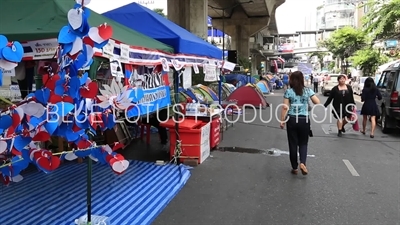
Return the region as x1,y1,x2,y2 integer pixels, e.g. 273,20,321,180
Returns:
353,77,370,95
321,74,340,96
375,62,400,133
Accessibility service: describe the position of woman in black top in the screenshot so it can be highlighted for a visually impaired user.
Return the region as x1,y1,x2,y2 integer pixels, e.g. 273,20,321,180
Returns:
324,75,356,137
360,77,382,138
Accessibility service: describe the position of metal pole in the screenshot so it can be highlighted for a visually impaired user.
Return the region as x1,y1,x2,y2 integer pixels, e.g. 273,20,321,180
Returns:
174,70,180,151
219,11,225,105
87,157,92,224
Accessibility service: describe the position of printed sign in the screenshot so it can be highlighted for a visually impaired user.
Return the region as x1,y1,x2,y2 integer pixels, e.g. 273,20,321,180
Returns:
103,39,115,56
200,122,211,164
204,64,218,82
28,39,59,60
126,66,171,117
119,43,130,63
1,68,15,77
182,67,192,89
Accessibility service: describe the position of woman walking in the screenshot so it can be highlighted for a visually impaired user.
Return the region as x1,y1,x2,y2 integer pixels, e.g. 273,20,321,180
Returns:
360,77,382,138
280,71,320,175
324,75,356,137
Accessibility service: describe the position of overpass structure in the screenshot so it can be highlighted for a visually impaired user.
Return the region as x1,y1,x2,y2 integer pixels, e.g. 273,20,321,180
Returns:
167,0,285,62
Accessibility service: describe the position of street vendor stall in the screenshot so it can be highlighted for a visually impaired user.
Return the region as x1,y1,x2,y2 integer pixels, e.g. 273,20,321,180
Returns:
102,2,233,165
0,0,176,149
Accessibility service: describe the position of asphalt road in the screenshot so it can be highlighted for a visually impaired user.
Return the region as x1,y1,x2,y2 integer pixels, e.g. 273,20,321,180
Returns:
153,89,400,225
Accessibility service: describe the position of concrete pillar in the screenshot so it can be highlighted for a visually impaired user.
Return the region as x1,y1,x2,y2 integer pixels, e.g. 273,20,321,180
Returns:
251,55,261,75
229,25,250,59
211,6,269,60
167,0,208,39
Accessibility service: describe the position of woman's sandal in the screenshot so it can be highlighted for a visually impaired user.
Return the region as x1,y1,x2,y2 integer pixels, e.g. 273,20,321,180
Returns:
291,169,298,175
360,130,366,135
370,134,374,138
300,163,308,175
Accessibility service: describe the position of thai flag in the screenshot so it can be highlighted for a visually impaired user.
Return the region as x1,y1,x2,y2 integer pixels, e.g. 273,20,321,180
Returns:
124,64,133,86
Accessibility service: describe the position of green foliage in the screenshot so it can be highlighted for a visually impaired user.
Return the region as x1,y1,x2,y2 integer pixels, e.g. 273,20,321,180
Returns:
319,26,366,59
308,51,328,67
153,8,166,17
350,48,389,76
238,56,251,71
362,0,400,41
328,61,335,71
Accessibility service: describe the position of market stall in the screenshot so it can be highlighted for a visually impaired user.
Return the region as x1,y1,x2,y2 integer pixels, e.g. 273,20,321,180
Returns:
102,2,234,164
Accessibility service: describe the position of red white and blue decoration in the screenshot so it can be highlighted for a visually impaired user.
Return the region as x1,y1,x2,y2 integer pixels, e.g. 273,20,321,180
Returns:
0,1,132,186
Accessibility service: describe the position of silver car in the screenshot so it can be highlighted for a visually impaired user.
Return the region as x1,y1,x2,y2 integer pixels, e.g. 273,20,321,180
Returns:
321,74,340,96
353,77,374,95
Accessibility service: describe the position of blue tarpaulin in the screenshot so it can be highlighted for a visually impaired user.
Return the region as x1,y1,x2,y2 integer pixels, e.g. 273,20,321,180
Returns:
103,3,222,59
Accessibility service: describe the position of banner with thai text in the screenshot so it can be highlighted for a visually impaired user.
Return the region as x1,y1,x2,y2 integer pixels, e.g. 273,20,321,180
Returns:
126,65,171,118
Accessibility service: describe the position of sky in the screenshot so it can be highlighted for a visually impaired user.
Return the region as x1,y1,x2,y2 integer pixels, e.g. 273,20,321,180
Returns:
88,0,322,33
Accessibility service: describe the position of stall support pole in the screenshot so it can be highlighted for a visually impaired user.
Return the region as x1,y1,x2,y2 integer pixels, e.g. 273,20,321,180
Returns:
87,157,92,224
219,13,225,105
173,70,180,155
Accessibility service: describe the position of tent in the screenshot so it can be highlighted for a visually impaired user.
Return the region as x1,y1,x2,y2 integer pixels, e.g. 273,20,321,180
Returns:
256,80,270,94
103,3,222,59
227,86,267,108
197,85,219,101
225,74,256,87
0,0,173,53
208,82,232,101
179,88,198,102
191,86,215,102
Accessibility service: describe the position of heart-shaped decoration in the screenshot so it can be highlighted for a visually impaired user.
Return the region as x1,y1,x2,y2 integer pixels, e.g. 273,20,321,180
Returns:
0,59,17,70
1,41,24,63
98,23,113,40
58,26,76,44
21,102,45,118
65,152,78,161
83,37,94,47
88,27,104,44
0,115,13,130
43,74,60,91
0,141,7,154
75,0,91,6
11,112,21,128
0,35,8,49
88,113,104,128
112,142,124,151
49,94,63,104
33,131,50,142
110,159,129,174
80,81,98,98
67,8,83,30
11,175,24,183
85,44,95,61
70,37,83,56
36,155,60,171
77,139,92,149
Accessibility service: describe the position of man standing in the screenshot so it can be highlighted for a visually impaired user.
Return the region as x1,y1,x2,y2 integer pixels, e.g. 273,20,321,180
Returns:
282,72,289,90
313,74,319,93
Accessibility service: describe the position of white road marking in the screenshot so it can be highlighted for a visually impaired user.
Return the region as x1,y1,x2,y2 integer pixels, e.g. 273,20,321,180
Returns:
342,159,360,176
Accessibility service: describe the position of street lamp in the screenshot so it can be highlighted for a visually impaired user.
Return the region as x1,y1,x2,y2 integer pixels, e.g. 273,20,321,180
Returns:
209,0,254,104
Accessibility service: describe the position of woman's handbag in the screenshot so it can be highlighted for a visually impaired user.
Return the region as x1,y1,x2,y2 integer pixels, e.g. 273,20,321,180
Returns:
350,107,360,131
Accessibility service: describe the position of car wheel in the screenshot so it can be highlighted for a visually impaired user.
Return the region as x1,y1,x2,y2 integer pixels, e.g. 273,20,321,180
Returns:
381,110,392,134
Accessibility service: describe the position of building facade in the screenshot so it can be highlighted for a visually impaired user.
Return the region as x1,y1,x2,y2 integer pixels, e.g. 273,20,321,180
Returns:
316,0,356,30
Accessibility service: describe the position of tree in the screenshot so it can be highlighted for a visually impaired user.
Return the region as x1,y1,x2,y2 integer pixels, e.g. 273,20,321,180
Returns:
319,26,366,72
308,51,328,68
362,0,400,41
153,8,166,17
350,48,389,76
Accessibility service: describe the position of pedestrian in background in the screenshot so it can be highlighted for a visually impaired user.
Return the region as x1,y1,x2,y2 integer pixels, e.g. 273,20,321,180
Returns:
282,72,289,90
360,77,382,138
280,71,320,175
324,74,356,137
313,74,319,92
